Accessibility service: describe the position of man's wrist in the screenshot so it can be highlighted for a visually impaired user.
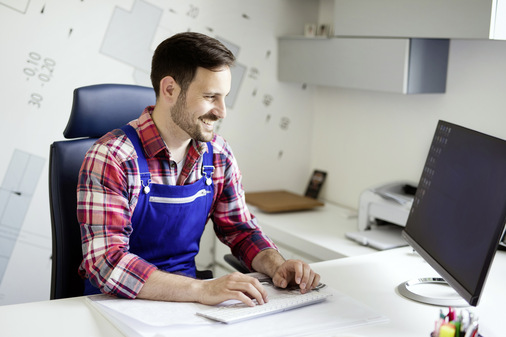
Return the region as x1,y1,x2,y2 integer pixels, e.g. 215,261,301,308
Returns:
138,269,203,303
190,278,206,304
251,248,285,278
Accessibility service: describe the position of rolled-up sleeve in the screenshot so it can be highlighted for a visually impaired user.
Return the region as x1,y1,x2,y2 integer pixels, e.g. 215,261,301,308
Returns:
77,135,156,299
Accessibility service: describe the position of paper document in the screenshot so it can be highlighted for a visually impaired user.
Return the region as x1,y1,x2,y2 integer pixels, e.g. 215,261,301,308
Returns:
87,283,388,337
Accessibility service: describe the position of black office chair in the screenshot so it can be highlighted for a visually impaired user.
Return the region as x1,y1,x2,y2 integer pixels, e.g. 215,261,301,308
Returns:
49,84,156,299
224,254,250,274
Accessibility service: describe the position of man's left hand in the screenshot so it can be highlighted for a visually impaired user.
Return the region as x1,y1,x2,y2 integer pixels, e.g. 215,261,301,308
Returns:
251,249,321,294
271,259,320,293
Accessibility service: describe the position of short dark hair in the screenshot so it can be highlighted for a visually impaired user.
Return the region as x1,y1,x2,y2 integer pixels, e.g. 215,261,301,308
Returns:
150,32,236,97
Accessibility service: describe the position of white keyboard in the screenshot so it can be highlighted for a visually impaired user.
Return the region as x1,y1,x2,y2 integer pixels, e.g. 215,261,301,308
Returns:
196,287,331,324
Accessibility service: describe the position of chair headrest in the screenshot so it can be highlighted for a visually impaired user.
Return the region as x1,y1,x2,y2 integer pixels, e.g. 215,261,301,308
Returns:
63,84,156,139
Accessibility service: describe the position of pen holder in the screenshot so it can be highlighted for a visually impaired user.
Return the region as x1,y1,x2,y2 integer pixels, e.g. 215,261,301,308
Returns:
431,307,480,337
430,332,483,337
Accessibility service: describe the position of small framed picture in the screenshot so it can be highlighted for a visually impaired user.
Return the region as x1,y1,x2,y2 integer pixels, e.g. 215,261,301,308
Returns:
304,23,316,37
305,170,327,199
317,24,332,37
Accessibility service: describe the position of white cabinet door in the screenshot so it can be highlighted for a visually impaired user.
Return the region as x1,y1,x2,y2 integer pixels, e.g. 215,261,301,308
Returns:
333,0,506,40
278,37,449,94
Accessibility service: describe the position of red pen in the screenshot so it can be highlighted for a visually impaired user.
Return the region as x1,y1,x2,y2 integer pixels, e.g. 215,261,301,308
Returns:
448,307,456,322
464,321,479,337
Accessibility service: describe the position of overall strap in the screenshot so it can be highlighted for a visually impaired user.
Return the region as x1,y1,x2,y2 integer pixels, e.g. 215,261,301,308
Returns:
121,125,151,193
202,142,214,184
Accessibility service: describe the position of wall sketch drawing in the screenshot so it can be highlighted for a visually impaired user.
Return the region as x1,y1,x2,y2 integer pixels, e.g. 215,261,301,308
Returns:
0,150,45,285
100,0,163,82
217,37,246,108
24,51,56,109
0,0,29,13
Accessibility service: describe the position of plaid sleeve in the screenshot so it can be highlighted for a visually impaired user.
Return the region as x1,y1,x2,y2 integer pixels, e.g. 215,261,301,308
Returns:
77,134,156,299
211,139,278,270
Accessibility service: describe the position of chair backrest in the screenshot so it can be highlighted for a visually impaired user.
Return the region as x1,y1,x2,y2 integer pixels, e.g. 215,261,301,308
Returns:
49,84,156,299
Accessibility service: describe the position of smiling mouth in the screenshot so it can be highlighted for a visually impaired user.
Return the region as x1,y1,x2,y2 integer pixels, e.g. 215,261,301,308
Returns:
201,119,215,129
200,114,219,130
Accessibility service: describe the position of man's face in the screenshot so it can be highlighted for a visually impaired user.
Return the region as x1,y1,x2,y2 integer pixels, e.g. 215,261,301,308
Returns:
170,67,231,142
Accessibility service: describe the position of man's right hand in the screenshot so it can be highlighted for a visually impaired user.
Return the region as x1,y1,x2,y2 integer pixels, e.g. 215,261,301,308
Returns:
194,272,268,307
137,270,268,307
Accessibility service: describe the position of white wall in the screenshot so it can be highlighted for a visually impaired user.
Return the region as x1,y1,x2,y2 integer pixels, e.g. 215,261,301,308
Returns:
311,39,506,209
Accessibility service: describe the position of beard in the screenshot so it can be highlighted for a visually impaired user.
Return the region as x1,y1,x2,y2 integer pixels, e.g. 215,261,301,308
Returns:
170,93,217,142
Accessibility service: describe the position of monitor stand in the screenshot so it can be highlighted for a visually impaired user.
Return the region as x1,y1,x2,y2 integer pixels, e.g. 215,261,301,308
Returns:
397,277,469,307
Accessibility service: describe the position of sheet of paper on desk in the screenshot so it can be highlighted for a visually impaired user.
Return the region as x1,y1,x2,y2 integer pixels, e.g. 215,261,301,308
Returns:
87,295,214,337
87,287,388,337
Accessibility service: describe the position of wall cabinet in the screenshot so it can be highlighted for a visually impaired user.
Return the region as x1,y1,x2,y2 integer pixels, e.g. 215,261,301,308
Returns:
277,0,505,92
278,36,449,94
333,0,506,40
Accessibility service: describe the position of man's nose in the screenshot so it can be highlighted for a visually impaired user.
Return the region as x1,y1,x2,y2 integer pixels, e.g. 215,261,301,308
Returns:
213,97,227,119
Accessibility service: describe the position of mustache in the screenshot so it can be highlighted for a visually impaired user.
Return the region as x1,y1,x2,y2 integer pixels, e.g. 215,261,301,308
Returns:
199,113,220,121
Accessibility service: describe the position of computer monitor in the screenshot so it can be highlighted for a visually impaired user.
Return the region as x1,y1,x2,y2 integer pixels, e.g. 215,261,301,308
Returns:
399,120,506,306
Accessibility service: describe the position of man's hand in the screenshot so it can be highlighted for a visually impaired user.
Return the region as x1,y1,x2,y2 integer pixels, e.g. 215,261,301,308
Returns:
251,249,321,294
137,270,268,307
271,259,320,293
196,272,268,307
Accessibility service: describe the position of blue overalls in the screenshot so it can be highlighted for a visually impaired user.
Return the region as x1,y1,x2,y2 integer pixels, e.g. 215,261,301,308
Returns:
84,124,214,295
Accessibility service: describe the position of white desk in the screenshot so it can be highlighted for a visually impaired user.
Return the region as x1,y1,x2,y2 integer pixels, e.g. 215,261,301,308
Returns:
310,247,505,337
2,247,504,337
250,203,376,259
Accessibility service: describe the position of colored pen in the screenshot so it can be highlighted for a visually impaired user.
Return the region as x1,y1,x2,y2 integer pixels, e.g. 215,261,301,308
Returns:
451,320,461,337
464,321,478,337
448,307,456,321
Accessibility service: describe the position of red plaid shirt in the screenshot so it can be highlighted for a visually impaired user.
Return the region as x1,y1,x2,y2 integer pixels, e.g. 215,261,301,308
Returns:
77,107,277,298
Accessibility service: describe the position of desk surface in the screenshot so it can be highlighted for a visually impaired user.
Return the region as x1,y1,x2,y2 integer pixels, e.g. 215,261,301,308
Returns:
250,203,376,260
2,247,504,337
312,247,505,337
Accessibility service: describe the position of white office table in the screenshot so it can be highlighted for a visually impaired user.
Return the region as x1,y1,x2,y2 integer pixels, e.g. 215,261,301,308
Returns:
251,203,376,259
310,247,505,337
2,247,504,336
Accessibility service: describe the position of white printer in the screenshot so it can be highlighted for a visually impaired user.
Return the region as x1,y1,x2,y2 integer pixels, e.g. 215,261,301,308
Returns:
346,182,417,250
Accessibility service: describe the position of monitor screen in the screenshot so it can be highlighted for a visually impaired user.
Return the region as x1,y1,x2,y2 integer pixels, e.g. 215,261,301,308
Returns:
402,120,506,306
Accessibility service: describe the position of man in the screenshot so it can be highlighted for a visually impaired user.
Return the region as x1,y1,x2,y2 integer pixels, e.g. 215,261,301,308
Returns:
77,32,320,307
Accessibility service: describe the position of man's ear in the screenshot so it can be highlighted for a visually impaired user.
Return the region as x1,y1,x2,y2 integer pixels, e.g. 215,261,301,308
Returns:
159,76,180,104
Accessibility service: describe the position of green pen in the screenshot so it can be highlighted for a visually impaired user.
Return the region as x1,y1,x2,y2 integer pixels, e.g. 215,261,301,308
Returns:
451,320,461,337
